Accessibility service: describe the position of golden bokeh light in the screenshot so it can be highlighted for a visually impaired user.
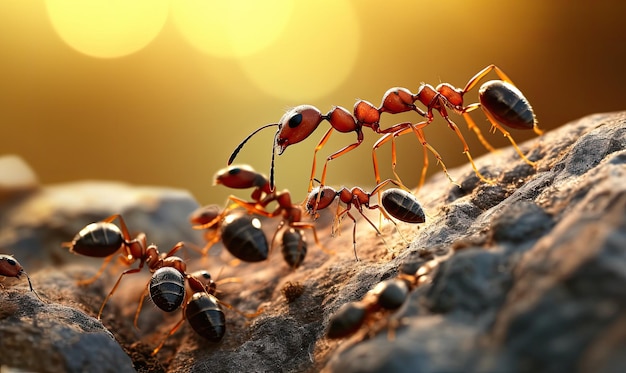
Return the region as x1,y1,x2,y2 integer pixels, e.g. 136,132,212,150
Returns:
45,0,169,58
170,0,294,58
238,0,360,102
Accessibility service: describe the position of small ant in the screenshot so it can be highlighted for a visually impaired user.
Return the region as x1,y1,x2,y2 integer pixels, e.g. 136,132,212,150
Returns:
212,165,324,268
326,278,409,339
228,65,541,198
305,179,416,260
63,214,188,319
0,254,43,301
326,255,441,339
150,267,259,355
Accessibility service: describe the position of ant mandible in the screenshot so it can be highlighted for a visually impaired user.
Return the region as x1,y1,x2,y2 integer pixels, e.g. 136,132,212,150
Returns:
63,214,188,319
0,254,43,301
228,65,541,198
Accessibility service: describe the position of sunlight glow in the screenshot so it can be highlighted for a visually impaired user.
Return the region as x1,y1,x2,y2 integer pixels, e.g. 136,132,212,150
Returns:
45,0,169,58
171,0,294,58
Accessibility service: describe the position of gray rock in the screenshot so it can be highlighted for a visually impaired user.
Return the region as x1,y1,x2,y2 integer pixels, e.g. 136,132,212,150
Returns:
326,112,626,373
0,267,136,373
0,154,39,203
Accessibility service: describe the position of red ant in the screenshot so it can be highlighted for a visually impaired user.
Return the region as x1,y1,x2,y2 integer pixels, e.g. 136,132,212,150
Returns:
0,254,43,301
63,214,188,319
304,179,420,260
228,65,541,201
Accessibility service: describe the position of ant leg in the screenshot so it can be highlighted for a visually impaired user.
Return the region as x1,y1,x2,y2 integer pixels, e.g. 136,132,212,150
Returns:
133,282,150,329
309,127,334,192
77,254,116,285
97,266,143,319
482,109,537,166
291,221,333,255
312,132,364,214
461,104,498,153
408,123,458,185
462,64,512,92
151,314,186,356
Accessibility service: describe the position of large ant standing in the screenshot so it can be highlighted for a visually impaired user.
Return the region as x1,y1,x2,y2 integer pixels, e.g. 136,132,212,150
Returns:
63,214,189,319
228,65,541,202
305,179,425,260
0,254,43,301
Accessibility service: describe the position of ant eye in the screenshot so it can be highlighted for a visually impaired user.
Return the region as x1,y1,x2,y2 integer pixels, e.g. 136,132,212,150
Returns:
202,273,211,280
6,258,16,266
288,113,303,128
228,168,241,175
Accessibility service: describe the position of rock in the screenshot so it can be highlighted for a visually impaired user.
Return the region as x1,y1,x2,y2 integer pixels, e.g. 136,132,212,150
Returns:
2,111,626,373
0,267,136,373
0,154,39,203
326,112,626,373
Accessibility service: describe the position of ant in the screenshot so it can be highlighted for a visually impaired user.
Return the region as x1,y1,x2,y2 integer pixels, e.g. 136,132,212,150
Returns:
305,179,422,260
326,255,440,339
0,254,43,301
228,65,541,202
211,165,324,268
63,214,188,319
150,267,259,355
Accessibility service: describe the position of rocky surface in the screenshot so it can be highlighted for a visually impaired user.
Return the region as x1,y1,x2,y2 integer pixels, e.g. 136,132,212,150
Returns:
0,111,625,372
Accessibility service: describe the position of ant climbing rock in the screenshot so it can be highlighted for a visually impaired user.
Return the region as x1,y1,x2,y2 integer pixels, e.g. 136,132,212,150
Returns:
63,214,189,319
327,255,444,339
304,179,412,260
228,64,541,195
150,267,261,355
326,278,409,339
211,164,324,268
0,254,43,300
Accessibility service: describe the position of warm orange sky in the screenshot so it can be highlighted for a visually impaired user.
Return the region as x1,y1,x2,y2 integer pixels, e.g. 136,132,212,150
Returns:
1,1,625,206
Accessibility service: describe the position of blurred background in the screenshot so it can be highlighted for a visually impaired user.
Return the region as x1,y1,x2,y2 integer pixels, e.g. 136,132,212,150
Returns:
1,0,625,206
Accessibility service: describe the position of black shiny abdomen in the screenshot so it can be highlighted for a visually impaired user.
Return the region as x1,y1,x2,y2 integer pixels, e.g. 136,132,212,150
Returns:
326,302,367,339
372,279,409,310
185,292,226,342
478,80,535,130
281,228,307,269
70,222,125,257
381,189,425,224
150,267,185,312
220,214,269,262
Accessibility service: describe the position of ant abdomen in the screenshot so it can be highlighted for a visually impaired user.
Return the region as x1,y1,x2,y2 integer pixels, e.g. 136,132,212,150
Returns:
326,302,367,339
478,80,536,131
281,228,307,269
380,188,425,224
149,267,185,312
68,222,125,257
220,213,269,262
185,292,226,343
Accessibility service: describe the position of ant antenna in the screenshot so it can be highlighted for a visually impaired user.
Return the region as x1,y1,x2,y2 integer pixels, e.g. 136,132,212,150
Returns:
228,123,278,165
270,131,278,192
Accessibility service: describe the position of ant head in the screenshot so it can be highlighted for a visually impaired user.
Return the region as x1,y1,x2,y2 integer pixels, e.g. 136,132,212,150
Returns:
189,204,223,227
274,105,324,155
0,254,23,278
214,164,268,189
305,186,337,214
